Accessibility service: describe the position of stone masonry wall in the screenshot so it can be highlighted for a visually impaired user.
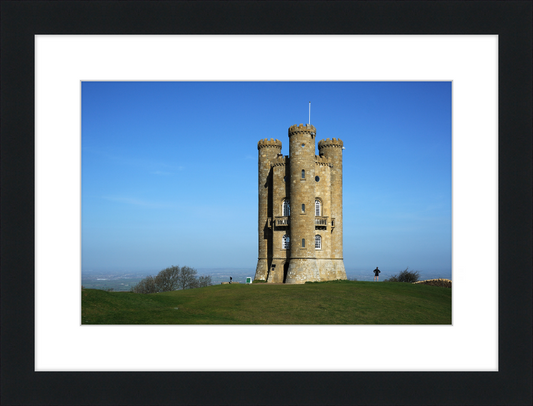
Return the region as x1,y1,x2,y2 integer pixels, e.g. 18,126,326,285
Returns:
256,126,347,284
319,138,347,280
268,158,290,283
285,124,317,284
254,138,281,281
288,124,316,260
314,158,332,261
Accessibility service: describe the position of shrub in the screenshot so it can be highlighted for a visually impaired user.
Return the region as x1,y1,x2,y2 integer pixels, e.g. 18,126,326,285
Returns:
397,268,420,283
384,268,420,283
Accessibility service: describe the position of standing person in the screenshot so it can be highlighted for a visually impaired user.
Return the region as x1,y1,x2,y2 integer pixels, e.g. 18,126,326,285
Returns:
229,276,232,284
373,267,381,281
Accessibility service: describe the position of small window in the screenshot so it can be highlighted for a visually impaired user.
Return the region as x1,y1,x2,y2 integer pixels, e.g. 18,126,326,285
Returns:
315,235,322,249
302,204,305,213
315,200,321,216
283,235,290,249
282,200,290,216
302,239,305,248
283,176,286,182
301,143,305,147
315,176,320,182
301,169,305,179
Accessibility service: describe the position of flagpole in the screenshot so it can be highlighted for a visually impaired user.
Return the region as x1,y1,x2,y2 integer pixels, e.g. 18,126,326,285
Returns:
309,101,311,125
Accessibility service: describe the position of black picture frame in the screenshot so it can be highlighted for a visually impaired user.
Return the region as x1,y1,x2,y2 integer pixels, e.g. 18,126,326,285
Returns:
1,1,531,405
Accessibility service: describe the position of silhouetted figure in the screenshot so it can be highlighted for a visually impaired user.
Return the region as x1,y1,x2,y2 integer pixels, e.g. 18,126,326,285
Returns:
373,267,381,281
229,276,232,284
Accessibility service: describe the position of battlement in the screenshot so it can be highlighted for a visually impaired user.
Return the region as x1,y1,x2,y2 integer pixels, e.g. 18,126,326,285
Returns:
288,123,317,136
271,155,288,167
318,138,343,149
315,154,332,167
258,138,282,150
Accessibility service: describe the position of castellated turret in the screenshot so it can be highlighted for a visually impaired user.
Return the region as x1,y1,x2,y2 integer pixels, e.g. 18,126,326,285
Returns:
254,124,347,284
255,138,283,282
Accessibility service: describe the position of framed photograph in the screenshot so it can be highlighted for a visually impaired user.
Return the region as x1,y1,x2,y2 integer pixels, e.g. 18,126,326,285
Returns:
2,1,531,405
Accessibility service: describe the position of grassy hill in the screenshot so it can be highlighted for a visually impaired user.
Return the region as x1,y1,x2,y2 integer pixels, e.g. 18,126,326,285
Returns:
82,280,451,324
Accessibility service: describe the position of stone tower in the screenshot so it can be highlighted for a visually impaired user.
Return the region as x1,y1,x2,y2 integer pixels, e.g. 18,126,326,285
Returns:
254,123,347,284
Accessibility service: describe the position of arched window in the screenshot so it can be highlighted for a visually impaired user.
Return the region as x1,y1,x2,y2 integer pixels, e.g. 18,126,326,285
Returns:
282,200,290,216
302,203,305,213
315,199,321,216
315,235,322,250
282,235,290,249
301,169,305,179
302,238,305,248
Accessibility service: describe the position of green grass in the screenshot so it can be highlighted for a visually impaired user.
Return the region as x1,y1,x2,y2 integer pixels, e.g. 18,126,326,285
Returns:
82,280,451,325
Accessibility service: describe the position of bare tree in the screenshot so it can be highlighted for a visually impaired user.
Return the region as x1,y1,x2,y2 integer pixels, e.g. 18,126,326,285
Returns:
197,275,213,288
131,275,158,294
177,266,198,290
154,265,180,292
132,265,212,294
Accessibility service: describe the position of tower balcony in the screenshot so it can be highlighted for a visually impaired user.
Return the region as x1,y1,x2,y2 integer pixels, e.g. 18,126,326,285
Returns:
267,217,290,229
268,216,334,229
274,216,290,227
314,216,328,226
315,216,335,230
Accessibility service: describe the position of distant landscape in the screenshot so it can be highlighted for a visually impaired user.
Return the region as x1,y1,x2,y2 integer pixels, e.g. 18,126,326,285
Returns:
81,268,256,291
82,267,452,291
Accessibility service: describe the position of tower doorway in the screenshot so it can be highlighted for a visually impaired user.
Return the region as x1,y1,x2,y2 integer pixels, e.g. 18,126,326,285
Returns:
283,262,289,283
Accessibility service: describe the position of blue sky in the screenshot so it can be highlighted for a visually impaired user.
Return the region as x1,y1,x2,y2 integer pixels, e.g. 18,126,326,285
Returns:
82,81,451,278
